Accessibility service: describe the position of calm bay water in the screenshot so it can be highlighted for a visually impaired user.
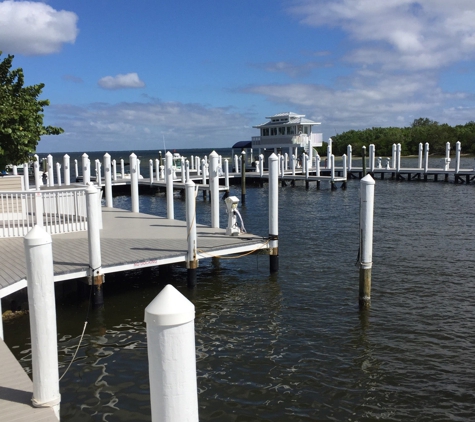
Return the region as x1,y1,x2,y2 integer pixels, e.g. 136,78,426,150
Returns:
3,152,475,421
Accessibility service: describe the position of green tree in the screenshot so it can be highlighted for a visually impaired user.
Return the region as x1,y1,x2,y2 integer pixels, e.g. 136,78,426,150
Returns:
0,51,63,169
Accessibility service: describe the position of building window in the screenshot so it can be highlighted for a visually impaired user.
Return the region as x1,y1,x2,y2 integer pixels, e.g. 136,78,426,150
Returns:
271,128,277,136
286,126,295,135
278,127,285,135
262,128,269,136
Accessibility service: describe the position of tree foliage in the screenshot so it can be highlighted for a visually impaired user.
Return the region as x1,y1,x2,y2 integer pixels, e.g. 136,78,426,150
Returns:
0,51,63,167
327,119,475,157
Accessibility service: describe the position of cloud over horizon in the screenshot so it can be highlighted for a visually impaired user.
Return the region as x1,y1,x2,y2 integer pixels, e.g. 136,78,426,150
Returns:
0,0,78,55
98,73,146,90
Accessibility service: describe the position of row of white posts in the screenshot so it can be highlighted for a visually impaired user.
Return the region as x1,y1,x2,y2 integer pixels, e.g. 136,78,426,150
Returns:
16,154,281,421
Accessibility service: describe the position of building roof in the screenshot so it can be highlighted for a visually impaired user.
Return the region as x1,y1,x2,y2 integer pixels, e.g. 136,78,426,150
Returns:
232,140,252,149
253,112,320,128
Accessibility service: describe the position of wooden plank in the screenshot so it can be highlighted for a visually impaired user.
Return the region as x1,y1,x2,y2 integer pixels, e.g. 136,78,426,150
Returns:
0,339,57,422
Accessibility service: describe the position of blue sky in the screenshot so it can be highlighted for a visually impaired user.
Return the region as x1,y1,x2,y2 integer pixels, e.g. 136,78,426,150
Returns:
1,0,475,152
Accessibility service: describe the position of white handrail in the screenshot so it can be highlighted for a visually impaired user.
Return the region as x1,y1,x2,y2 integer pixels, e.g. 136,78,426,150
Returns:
0,188,89,238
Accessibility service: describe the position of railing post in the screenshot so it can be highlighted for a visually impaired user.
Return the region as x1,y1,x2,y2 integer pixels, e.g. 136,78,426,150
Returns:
145,285,198,422
186,180,198,287
86,184,104,306
82,153,90,185
359,174,375,309
130,153,139,213
24,225,60,419
166,151,174,219
64,154,70,185
268,153,279,273
104,153,113,208
210,151,219,228
47,154,54,187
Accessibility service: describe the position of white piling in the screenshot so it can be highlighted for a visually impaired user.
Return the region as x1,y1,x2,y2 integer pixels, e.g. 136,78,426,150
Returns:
234,154,239,173
24,225,60,418
268,153,279,272
130,153,139,213
396,143,401,174
120,159,125,179
347,145,352,171
47,154,54,187
185,160,190,182
195,156,201,176
191,155,195,171
12,165,17,176
391,144,397,169
34,154,41,189
82,153,90,185
96,160,102,188
455,141,461,174
23,163,29,190
186,179,198,287
181,158,186,184
112,159,117,181
342,154,347,180
224,159,230,190
444,142,451,171
418,143,423,169
327,138,333,170
284,153,289,171
160,165,165,181
149,159,154,185
330,155,335,183
166,151,174,219
424,142,429,174
104,153,113,208
155,159,159,182
74,159,78,181
291,154,296,176
369,144,375,173
64,154,70,185
316,154,321,177
210,151,220,228
145,285,198,422
259,155,264,178
56,163,62,187
359,174,375,308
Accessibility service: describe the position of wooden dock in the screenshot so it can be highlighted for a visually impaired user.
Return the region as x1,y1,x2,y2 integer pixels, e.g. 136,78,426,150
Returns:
0,207,270,298
0,338,58,421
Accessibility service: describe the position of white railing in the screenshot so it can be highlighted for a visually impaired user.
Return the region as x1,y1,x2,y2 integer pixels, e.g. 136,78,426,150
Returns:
0,188,88,238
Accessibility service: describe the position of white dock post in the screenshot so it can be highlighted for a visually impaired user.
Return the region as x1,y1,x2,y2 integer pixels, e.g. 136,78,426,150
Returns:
185,160,190,182
86,183,104,306
391,144,397,169
234,154,239,173
104,153,113,208
145,285,198,422
112,159,117,181
342,154,348,180
316,154,321,182
24,225,60,419
291,154,296,176
424,142,429,176
96,160,102,188
12,165,17,175
120,159,125,179
34,154,41,189
259,154,264,178
23,163,29,190
210,151,220,228
64,154,70,186
444,142,451,171
137,159,142,179
369,144,375,173
149,159,154,185
283,152,288,171
74,159,78,181
130,153,139,213
396,143,401,174
191,155,194,171
186,180,198,287
241,151,246,205
224,159,230,191
269,153,279,273
82,153,90,185
166,151,174,219
347,145,352,171
327,138,333,170
56,163,62,187
155,159,159,182
195,156,201,176
330,154,336,189
455,141,461,175
418,143,423,169
47,154,54,187
181,158,186,184
359,174,375,308
159,165,165,181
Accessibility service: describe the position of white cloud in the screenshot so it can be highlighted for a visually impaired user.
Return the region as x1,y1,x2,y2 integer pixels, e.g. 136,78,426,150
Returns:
98,73,146,90
289,0,475,70
250,61,332,77
0,0,78,55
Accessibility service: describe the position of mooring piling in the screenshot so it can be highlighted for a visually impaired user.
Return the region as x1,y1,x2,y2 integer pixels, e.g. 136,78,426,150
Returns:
24,225,61,419
241,151,246,205
104,153,113,208
130,153,139,213
165,151,174,219
210,151,220,228
145,285,198,422
268,153,279,272
359,174,375,308
186,179,198,288
82,153,90,185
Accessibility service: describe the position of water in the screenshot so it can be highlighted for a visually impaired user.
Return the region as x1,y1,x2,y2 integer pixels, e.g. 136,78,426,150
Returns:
3,154,475,421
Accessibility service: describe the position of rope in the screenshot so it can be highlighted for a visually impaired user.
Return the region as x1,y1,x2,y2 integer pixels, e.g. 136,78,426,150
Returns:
59,278,93,381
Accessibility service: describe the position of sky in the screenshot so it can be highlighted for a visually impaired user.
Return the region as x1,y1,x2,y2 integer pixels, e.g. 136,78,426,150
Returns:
1,0,475,153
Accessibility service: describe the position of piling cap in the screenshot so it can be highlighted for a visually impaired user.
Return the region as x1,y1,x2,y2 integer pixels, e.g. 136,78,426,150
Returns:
24,225,52,247
361,174,375,185
145,284,195,326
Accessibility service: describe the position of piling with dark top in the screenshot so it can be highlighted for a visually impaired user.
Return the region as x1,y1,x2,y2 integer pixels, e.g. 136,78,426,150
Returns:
241,151,246,205
268,153,279,272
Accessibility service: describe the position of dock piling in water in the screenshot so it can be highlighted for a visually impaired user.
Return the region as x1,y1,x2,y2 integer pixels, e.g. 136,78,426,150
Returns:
186,179,198,287
269,153,279,273
359,174,375,308
104,153,113,208
130,153,139,213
